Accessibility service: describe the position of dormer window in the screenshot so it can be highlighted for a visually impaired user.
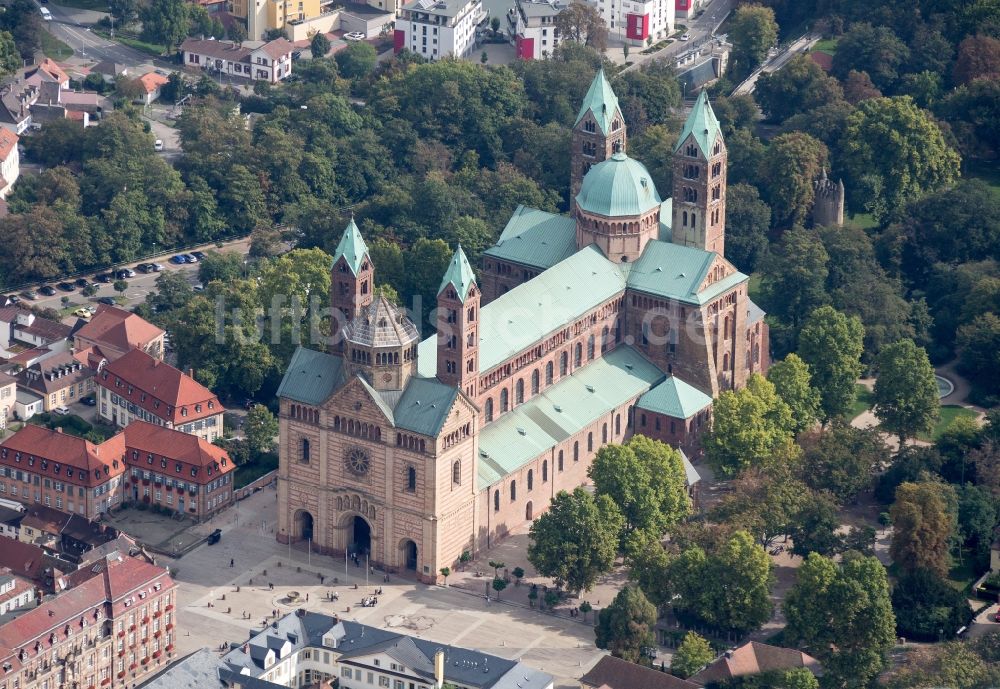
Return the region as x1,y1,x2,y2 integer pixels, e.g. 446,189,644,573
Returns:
208,402,214,410
181,408,187,417
132,451,138,460
175,463,182,473
195,404,201,413
190,468,197,477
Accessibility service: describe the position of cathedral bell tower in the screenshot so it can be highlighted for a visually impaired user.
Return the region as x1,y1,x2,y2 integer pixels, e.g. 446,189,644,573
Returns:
571,69,627,211
672,90,727,256
436,245,479,398
330,218,374,350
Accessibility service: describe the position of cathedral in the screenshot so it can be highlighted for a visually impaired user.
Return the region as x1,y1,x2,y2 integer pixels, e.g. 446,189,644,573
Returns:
275,72,769,582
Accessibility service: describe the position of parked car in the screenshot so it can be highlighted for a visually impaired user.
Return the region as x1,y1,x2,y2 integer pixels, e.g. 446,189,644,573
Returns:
53,406,70,415
344,31,366,41
170,254,188,264
74,307,94,318
97,296,116,305
190,251,207,261
115,269,136,279
182,253,198,263
39,285,57,296
136,263,154,273
95,272,114,283
81,396,97,406
20,290,37,300
39,7,52,20
4,294,19,305
207,529,222,545
150,263,165,272
74,277,89,288
154,139,164,152
681,32,691,40
57,282,75,292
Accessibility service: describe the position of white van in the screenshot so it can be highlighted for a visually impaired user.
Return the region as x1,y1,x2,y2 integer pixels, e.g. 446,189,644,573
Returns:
39,7,52,20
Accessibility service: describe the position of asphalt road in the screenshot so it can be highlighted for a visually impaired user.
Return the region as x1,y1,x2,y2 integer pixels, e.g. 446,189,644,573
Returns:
43,1,155,67
620,0,737,73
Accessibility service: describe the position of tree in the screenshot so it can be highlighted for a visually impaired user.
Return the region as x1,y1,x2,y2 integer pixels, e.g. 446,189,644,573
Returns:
198,251,245,285
754,55,843,122
490,15,500,34
491,577,507,600
669,531,774,634
757,132,829,228
892,568,973,641
728,4,779,76
759,228,830,349
139,0,191,52
723,183,770,274
109,0,140,25
890,481,956,578
113,279,128,298
244,404,278,455
799,422,883,504
527,488,623,593
841,96,960,222
957,313,1000,403
953,35,1000,86
588,435,690,544
335,41,377,79
831,23,909,90
873,339,940,444
783,553,896,688
841,70,882,104
957,484,998,570
711,462,806,548
768,354,821,435
227,21,247,45
703,374,795,478
595,586,657,663
788,492,843,557
626,530,673,607
310,31,330,58
672,632,714,678
798,306,864,422
438,566,450,586
0,31,19,78
555,1,608,53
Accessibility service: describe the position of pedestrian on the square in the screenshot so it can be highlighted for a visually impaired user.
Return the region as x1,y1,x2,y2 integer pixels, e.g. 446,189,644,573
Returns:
306,593,309,601
230,558,234,568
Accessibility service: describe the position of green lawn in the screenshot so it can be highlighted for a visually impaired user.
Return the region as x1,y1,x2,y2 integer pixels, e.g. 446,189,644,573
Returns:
41,31,74,60
812,38,838,55
850,383,874,419
846,212,880,230
946,551,979,592
52,0,112,9
92,28,167,56
917,405,980,442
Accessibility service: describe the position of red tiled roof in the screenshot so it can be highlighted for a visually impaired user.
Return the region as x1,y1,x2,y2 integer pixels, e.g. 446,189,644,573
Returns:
0,424,126,488
137,72,169,93
0,556,174,671
36,58,69,84
66,110,86,121
74,304,164,355
257,37,294,59
123,421,234,485
581,656,702,689
0,535,56,586
99,349,223,424
0,128,17,161
690,642,821,685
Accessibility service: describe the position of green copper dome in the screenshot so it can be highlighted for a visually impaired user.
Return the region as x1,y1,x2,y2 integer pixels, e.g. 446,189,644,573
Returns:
575,152,662,217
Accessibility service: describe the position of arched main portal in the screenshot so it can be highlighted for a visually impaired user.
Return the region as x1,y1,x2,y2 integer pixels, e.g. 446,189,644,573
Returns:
401,539,418,571
351,516,371,557
294,510,314,541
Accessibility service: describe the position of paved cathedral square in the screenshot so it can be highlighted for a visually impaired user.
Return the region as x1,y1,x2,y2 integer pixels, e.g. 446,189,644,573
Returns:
275,71,769,582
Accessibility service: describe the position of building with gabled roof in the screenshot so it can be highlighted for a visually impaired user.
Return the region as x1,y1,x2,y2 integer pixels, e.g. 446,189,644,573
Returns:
581,655,701,689
16,351,95,411
97,349,224,441
688,641,822,685
73,303,165,363
276,76,768,582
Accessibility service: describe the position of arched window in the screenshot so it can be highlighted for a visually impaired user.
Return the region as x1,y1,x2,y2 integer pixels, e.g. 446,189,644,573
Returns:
602,423,608,444
546,362,554,385
407,466,416,492
724,316,730,338
485,398,494,422
531,369,539,395
515,379,524,405
494,490,500,512
588,335,595,360
510,480,516,502
300,438,310,464
573,441,579,462
587,432,593,452
601,327,610,353
683,211,688,226
542,460,548,482
723,352,730,371
560,352,568,376
500,388,509,413
527,469,533,491
575,343,582,367
558,450,564,471
452,460,461,485
615,414,621,436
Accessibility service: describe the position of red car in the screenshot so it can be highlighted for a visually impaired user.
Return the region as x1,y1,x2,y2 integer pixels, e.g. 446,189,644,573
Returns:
994,611,1000,623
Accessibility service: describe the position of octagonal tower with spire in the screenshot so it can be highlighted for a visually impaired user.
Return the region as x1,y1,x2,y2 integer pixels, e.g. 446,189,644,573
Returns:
672,90,727,256
570,69,628,210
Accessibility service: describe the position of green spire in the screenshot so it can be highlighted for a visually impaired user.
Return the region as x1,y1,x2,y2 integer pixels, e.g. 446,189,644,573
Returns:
674,89,723,156
438,244,477,302
332,217,368,276
574,68,620,136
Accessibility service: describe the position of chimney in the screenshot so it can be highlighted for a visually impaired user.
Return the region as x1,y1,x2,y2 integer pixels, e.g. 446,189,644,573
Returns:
187,368,194,378
434,650,444,688
55,428,63,434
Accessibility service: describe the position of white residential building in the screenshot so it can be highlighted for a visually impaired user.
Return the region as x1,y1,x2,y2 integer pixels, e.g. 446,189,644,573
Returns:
590,0,674,45
509,0,565,59
0,128,18,199
179,38,295,83
394,0,488,59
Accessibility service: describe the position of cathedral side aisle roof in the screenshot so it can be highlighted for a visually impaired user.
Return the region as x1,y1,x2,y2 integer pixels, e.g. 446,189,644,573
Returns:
477,346,664,489
483,204,578,271
636,376,713,420
627,240,747,305
417,245,627,378
574,68,620,135
277,347,345,405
